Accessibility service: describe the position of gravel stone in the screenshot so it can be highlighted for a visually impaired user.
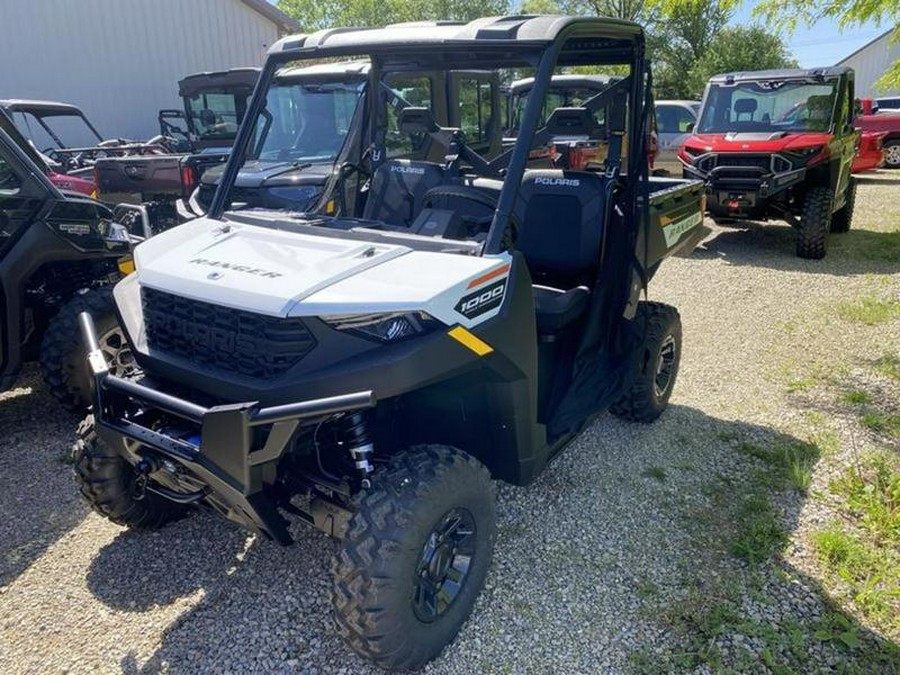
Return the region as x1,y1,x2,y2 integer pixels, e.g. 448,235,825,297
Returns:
1,173,898,673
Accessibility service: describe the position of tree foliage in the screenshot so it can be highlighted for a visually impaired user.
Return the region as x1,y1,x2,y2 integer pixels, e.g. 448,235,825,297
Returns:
276,0,507,32
685,26,798,95
753,0,899,90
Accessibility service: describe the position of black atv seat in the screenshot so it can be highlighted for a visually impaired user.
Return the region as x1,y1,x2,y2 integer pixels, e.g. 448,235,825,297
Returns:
362,159,446,228
512,169,611,334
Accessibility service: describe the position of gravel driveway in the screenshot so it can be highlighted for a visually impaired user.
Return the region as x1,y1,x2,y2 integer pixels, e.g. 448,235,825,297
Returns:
1,173,898,674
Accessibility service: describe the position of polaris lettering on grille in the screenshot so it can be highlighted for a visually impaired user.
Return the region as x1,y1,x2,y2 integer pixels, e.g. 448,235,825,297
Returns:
189,258,283,278
390,165,426,175
534,176,580,187
455,279,507,319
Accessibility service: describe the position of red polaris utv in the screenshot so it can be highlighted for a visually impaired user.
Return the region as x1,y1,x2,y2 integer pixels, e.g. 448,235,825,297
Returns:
680,67,859,259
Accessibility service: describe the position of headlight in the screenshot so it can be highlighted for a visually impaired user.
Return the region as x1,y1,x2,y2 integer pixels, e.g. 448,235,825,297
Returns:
789,146,823,160
322,312,443,343
683,146,704,157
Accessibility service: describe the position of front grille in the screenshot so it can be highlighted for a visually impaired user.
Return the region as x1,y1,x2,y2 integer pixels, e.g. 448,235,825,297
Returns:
701,154,772,172
142,287,317,378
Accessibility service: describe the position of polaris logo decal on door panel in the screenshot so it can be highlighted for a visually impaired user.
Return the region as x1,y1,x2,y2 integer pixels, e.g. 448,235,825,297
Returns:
189,258,283,278
455,279,507,319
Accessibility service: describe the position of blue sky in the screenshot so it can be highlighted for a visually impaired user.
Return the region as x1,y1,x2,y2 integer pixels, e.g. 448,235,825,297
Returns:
728,6,889,68
267,0,888,68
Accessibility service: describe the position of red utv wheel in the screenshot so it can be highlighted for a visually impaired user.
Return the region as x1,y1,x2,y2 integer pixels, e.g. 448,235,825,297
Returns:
796,186,832,259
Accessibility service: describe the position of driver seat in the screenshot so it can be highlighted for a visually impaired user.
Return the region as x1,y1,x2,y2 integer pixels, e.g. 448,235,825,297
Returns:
361,159,446,227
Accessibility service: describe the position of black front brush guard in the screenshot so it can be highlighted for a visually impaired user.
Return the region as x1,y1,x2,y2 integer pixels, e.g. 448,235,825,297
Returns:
79,312,376,544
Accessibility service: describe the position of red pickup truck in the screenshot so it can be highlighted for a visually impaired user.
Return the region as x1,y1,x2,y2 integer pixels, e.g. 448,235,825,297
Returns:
856,98,900,169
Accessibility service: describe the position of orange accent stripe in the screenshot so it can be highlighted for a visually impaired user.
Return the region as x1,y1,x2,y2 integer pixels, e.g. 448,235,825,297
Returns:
467,264,510,289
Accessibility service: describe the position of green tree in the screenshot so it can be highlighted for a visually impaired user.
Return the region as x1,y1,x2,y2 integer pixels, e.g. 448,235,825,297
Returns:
753,0,899,90
277,0,507,32
650,0,733,98
685,25,798,97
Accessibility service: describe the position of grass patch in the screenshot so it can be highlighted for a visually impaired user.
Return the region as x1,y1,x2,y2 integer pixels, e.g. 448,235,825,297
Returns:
859,412,900,439
641,466,667,482
830,453,900,544
811,527,900,632
729,493,787,563
837,294,900,326
842,390,871,405
873,354,900,381
736,439,820,493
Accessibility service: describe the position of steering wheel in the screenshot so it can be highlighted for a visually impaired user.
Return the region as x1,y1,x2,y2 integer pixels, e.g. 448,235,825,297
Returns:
422,185,508,239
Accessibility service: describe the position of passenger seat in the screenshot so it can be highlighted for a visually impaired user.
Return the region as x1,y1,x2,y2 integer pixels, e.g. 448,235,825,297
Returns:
512,169,612,336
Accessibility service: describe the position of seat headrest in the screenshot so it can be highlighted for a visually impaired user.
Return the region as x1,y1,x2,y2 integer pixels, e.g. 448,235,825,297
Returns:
397,107,437,134
544,107,599,137
733,98,757,115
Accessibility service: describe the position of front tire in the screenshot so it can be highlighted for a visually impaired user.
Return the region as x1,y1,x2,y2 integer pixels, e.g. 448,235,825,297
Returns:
830,178,855,234
332,446,496,671
73,416,186,529
611,302,682,423
40,286,136,412
796,186,832,259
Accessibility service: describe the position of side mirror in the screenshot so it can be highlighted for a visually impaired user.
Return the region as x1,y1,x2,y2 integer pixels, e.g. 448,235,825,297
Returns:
686,122,695,133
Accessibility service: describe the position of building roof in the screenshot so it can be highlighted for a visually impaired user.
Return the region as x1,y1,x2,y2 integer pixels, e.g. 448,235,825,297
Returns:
836,28,896,66
239,0,300,33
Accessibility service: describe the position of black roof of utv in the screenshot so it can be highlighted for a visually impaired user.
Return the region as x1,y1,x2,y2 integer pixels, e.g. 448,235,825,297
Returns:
178,68,261,98
0,99,86,117
708,66,852,84
269,15,643,61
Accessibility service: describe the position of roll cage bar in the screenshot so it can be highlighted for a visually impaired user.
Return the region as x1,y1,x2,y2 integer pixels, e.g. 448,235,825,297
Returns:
209,15,649,258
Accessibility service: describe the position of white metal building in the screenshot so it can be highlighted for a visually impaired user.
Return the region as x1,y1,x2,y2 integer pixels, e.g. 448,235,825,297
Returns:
0,0,298,140
836,28,900,98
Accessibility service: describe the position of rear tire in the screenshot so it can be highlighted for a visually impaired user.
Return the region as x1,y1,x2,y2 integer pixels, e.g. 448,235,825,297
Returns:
331,445,496,670
40,286,135,412
73,415,186,529
796,186,832,259
611,302,682,423
830,178,855,234
883,139,900,169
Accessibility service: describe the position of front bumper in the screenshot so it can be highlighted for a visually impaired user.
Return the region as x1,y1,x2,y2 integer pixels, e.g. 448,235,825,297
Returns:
79,311,375,544
684,157,806,218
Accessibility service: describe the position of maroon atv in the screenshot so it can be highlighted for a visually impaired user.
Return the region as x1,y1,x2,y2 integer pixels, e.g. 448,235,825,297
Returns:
680,67,859,259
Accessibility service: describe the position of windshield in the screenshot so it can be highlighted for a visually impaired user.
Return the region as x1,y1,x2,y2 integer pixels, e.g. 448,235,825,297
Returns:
12,111,102,149
697,79,839,134
185,91,248,141
251,80,364,163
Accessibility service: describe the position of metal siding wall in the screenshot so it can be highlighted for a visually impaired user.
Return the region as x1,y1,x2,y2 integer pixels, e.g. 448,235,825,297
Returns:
840,34,900,98
0,0,280,139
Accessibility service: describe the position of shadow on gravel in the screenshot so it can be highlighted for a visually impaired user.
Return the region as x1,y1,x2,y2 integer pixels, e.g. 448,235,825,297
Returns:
855,174,900,186
76,403,899,673
697,224,899,275
0,367,86,588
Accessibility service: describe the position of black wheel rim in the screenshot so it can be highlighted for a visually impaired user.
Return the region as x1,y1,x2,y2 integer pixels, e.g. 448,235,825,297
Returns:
654,334,677,399
413,508,476,622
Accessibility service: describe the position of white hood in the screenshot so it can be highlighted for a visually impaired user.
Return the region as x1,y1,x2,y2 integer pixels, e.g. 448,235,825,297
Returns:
133,219,511,327
134,219,409,316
